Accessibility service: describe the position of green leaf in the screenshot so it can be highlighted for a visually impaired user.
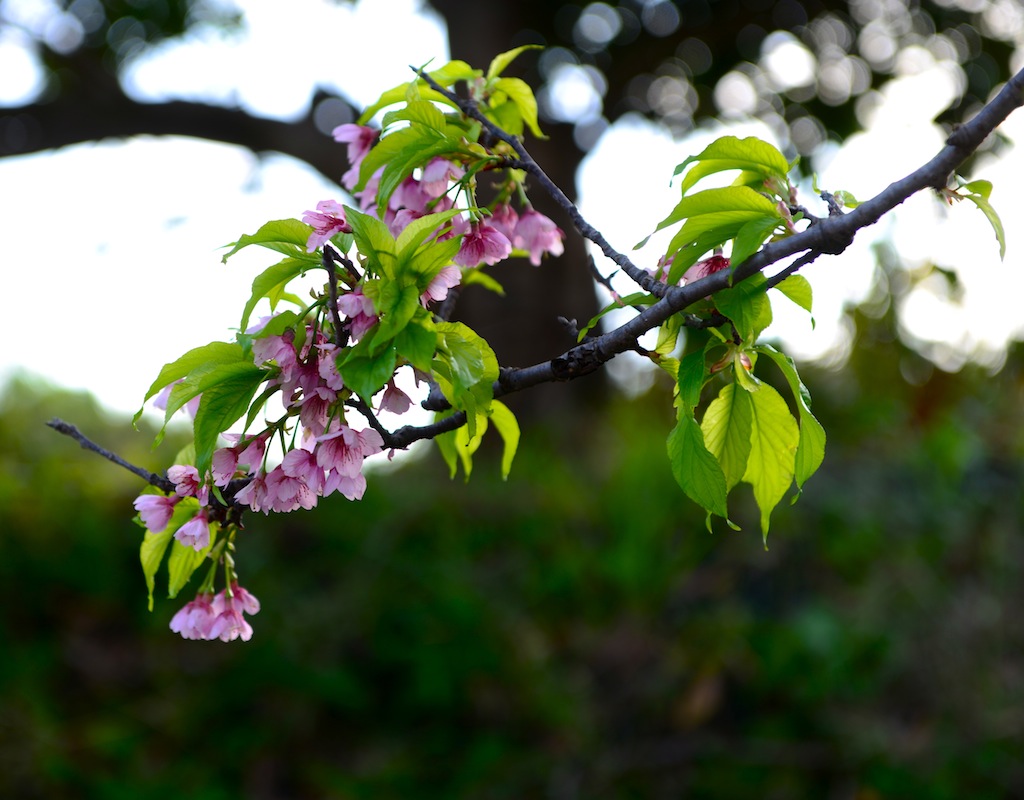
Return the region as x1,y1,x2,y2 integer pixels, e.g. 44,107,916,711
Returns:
489,400,520,479
167,522,216,600
773,274,813,314
396,208,463,256
357,60,480,124
136,342,246,427
486,44,542,82
700,382,753,491
673,136,791,195
663,211,765,264
433,322,498,437
654,186,779,233
677,347,709,411
345,206,397,278
192,363,266,477
491,76,545,139
461,268,505,296
730,214,783,267
962,192,1006,260
339,339,398,402
396,315,438,373
434,412,460,479
755,344,826,492
667,411,729,521
238,257,315,333
222,219,313,263
742,381,800,543
961,178,992,199
372,282,421,345
713,273,773,342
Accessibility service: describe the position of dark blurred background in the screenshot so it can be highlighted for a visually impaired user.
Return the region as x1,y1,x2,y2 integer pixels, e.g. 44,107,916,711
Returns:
3,0,1024,797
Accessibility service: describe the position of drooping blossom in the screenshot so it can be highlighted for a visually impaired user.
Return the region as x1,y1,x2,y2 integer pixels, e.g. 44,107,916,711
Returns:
337,289,377,340
421,264,461,305
211,433,269,487
166,464,209,506
252,331,299,388
207,583,261,642
234,469,270,514
169,592,217,640
379,379,413,414
391,176,432,214
323,469,367,501
454,220,512,267
513,208,565,266
332,124,378,190
302,200,352,252
175,508,211,551
489,202,519,240
317,424,385,479
298,386,337,437
264,464,319,513
420,157,465,198
316,343,345,391
133,494,179,533
281,445,326,496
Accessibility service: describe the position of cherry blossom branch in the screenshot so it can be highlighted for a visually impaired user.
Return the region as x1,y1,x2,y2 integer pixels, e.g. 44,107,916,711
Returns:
47,418,174,493
374,65,1024,448
414,68,667,298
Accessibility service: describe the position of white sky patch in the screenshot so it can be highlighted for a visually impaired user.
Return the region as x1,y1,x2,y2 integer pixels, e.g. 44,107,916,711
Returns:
124,0,449,118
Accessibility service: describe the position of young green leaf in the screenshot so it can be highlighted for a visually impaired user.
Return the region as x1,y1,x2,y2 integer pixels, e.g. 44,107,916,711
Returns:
673,136,791,195
489,400,520,479
713,274,773,342
238,257,315,334
486,44,542,82
962,192,1006,260
700,382,754,491
139,497,198,610
654,186,780,233
191,363,266,477
222,219,314,263
742,381,800,543
667,411,730,520
755,344,826,492
135,342,247,426
773,274,813,315
491,76,545,139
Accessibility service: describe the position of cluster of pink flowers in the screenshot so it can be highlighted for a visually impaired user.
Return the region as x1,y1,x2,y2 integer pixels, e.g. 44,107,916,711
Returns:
169,583,261,642
326,123,565,270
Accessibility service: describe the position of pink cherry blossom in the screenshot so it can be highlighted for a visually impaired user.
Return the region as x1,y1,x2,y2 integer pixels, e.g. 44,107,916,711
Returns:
265,465,318,512
489,202,519,240
175,508,210,551
455,221,512,267
391,176,432,213
513,208,565,266
421,157,465,198
133,494,179,532
379,379,413,414
170,592,217,640
166,464,209,506
316,424,384,478
281,445,325,495
316,343,345,391
211,433,268,486
207,583,260,642
681,254,730,284
337,289,377,340
299,386,337,437
302,199,352,252
332,124,378,190
323,469,367,501
234,469,270,514
421,264,461,305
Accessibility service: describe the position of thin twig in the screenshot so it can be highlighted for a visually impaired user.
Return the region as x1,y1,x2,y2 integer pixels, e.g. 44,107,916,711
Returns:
322,245,347,350
414,67,668,297
47,418,174,492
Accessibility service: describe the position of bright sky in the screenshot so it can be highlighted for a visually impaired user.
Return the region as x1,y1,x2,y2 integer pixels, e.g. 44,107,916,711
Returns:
2,0,1024,422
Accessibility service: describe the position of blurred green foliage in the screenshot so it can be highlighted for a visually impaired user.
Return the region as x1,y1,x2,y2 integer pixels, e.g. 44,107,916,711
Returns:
2,305,1024,798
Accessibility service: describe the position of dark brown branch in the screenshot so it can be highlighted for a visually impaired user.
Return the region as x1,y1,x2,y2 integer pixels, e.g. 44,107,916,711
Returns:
47,418,174,493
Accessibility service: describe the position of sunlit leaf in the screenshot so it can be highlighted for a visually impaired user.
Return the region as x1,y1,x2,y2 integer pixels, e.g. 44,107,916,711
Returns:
742,381,800,543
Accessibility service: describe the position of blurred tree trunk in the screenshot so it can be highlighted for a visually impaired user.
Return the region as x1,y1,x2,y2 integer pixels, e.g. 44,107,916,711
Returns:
432,0,605,423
